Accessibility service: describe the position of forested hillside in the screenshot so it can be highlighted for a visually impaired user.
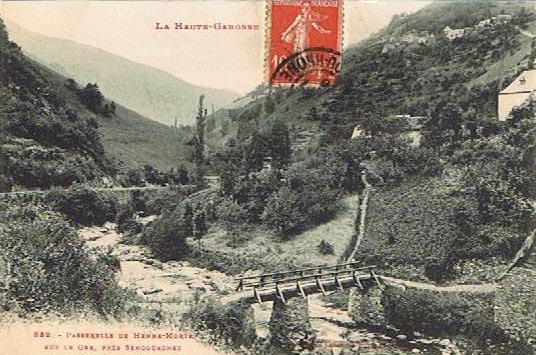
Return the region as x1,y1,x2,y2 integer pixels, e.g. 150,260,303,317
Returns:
0,19,193,190
198,2,535,280
0,19,114,189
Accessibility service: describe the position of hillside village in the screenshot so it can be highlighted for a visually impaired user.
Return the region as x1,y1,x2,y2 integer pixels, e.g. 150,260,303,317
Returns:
0,2,535,355
382,13,514,54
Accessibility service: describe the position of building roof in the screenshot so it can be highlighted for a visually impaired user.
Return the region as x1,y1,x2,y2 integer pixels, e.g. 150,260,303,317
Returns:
500,69,536,94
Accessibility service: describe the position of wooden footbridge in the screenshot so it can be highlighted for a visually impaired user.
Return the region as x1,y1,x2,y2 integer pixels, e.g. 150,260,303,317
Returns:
225,262,381,305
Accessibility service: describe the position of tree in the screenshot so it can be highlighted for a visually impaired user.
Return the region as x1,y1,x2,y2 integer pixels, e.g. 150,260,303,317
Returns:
142,211,188,260
170,165,189,185
0,134,12,192
65,78,78,91
182,202,194,236
214,138,241,196
270,121,292,170
194,94,207,184
264,95,276,114
243,132,268,175
79,83,105,113
193,209,207,245
110,101,117,115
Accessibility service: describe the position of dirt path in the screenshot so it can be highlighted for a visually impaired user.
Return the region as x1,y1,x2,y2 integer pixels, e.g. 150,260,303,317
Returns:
380,276,499,293
347,172,372,262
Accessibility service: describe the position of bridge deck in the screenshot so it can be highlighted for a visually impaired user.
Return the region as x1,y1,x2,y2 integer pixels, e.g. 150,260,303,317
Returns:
222,272,379,304
227,263,380,305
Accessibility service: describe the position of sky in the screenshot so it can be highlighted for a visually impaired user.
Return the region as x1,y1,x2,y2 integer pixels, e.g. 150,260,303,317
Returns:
0,1,427,94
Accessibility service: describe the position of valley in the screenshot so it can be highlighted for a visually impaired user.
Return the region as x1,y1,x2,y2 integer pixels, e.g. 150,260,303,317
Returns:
0,1,535,354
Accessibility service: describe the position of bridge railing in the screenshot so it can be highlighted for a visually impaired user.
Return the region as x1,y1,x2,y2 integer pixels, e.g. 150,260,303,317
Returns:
235,262,376,291
234,263,379,304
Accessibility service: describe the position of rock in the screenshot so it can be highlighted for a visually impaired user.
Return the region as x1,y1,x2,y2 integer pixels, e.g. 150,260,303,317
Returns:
347,332,366,342
152,260,163,269
396,334,407,341
142,287,162,295
439,339,451,347
411,349,421,353
100,228,109,234
194,286,206,293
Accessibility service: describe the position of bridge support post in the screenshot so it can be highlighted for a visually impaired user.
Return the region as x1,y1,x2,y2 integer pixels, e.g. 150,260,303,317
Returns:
269,296,316,354
348,284,386,327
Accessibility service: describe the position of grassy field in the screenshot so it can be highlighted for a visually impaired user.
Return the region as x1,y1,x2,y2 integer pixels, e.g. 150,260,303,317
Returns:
199,194,359,271
30,58,194,174
97,104,193,172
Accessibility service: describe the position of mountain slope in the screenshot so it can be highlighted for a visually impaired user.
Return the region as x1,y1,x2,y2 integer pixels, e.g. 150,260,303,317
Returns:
5,21,239,126
0,19,112,189
203,1,535,276
0,18,193,191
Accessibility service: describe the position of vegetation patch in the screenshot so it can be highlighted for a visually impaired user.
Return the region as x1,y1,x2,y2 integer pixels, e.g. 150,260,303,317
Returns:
182,297,257,349
0,201,131,317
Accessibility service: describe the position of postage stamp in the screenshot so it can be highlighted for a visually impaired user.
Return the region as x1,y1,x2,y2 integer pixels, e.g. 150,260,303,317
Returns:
267,0,343,87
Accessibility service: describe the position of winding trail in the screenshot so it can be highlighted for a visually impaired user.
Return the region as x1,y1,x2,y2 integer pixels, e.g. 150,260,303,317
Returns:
347,172,372,262
379,276,499,293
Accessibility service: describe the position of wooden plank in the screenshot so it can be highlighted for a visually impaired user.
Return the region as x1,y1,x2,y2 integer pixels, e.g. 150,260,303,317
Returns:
370,269,381,286
352,272,364,289
240,267,374,289
234,263,375,281
335,275,344,291
275,283,286,304
297,280,307,299
253,286,263,305
316,277,327,296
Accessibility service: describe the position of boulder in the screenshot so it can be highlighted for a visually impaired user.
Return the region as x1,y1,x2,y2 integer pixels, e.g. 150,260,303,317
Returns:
142,287,163,295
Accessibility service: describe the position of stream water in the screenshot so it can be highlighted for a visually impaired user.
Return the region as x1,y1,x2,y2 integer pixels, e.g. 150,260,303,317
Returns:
79,221,461,355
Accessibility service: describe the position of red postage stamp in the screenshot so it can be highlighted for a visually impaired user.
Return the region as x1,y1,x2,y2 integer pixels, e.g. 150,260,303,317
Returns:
267,0,343,87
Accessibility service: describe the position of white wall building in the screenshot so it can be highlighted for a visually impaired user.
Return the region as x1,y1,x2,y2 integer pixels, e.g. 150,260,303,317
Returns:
498,70,536,121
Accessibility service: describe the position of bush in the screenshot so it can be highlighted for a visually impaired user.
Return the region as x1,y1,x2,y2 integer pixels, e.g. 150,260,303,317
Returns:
182,297,256,349
0,202,128,316
382,287,505,343
46,186,118,226
121,168,145,187
317,240,335,255
115,203,135,233
141,205,189,261
143,189,184,215
261,152,342,237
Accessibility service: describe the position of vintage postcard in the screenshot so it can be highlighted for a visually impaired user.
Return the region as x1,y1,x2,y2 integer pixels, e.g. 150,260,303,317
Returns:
0,1,535,354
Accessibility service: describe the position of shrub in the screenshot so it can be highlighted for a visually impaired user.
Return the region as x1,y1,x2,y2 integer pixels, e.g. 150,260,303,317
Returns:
121,168,145,187
115,203,135,233
0,202,128,316
182,297,256,349
261,152,342,237
382,287,504,343
317,240,335,255
261,186,307,237
144,189,184,215
141,206,189,261
46,186,117,226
